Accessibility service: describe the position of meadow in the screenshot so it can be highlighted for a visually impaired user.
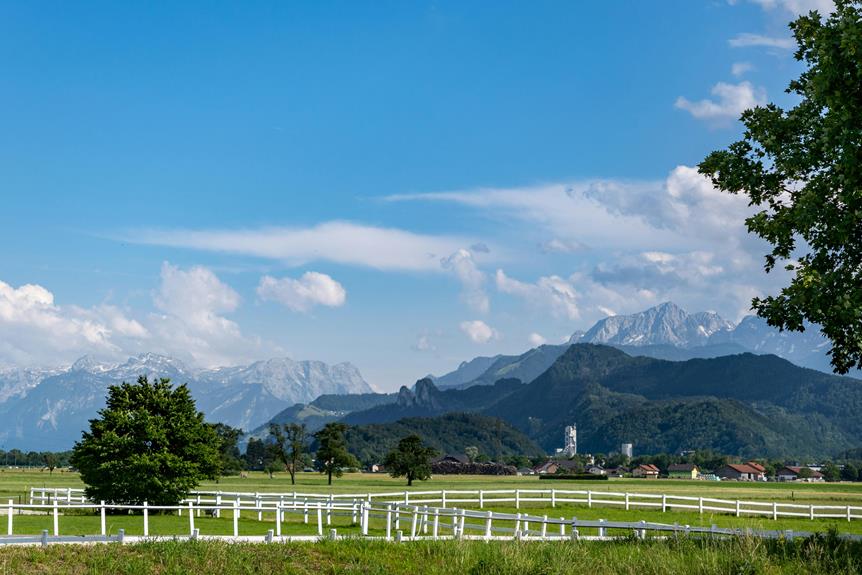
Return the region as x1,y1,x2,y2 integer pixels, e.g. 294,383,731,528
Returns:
4,468,862,538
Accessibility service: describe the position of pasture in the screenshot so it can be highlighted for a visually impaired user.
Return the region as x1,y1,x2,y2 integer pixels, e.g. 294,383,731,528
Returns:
5,469,862,538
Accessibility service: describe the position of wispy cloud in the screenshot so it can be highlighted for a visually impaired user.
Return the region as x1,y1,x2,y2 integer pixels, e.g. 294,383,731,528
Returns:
124,221,482,273
729,33,795,49
675,81,767,121
459,320,499,344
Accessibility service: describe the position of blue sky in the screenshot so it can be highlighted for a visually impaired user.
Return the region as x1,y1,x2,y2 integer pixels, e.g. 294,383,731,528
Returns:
0,0,831,389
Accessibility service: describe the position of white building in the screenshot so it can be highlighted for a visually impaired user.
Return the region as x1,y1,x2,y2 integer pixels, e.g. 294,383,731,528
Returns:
621,443,633,458
563,424,577,457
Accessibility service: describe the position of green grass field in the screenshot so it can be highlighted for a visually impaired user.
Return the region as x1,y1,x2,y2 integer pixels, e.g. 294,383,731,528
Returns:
0,536,860,575
4,469,862,538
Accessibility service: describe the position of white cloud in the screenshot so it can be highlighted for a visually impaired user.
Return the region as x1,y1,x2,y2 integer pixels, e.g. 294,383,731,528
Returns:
441,249,489,313
540,238,589,254
413,334,436,352
257,272,346,313
731,61,754,76
459,320,499,344
528,332,547,347
496,270,580,320
675,81,766,120
149,263,274,367
745,0,833,15
729,33,795,49
0,280,148,366
126,221,480,273
385,165,778,324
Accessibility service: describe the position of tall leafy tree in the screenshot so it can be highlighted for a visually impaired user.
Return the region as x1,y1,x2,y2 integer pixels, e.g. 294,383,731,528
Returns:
383,435,438,486
699,1,862,374
70,376,221,506
314,423,357,485
269,423,308,485
210,423,244,476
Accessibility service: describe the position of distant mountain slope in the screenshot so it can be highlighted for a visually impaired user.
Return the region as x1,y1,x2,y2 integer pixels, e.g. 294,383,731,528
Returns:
344,413,546,465
341,378,523,426
581,302,732,347
0,353,374,451
485,344,862,458
431,355,502,388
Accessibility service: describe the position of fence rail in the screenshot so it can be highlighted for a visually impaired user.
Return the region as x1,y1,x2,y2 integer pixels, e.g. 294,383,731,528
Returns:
6,496,862,547
29,487,862,523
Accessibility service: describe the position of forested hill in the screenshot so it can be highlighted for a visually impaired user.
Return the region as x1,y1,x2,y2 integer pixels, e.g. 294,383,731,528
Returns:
485,344,862,458
343,413,545,465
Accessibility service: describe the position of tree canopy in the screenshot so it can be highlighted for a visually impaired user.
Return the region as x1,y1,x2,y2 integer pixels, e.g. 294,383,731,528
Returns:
314,423,357,485
70,376,221,506
699,1,862,374
269,422,308,485
383,435,438,486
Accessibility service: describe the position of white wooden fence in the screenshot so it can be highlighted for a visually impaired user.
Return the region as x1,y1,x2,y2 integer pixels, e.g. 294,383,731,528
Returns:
30,486,862,523
6,497,862,547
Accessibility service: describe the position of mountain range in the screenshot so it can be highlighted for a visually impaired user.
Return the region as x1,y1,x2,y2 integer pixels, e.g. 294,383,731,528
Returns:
432,302,849,390
324,344,862,459
0,353,373,451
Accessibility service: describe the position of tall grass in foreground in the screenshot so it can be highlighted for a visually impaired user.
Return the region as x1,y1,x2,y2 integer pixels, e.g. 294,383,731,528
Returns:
0,533,859,575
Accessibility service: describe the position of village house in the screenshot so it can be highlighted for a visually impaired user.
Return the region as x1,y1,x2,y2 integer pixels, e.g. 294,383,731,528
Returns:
586,465,606,476
433,454,470,465
714,463,766,481
667,463,700,479
533,461,559,475
631,463,660,479
776,466,825,482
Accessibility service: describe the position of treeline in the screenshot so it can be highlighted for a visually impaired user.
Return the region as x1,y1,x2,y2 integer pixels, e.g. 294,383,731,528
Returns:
0,449,72,470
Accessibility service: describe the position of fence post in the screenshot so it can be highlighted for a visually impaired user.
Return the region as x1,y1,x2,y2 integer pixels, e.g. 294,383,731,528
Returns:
432,507,439,539
459,509,466,539
361,502,369,536
404,491,409,506
773,502,778,520
637,520,647,540
662,494,666,513
118,528,125,544
317,503,324,537
559,517,565,537
99,501,106,536
451,508,459,537
233,500,239,537
625,493,630,511
215,493,222,519
143,501,149,537
598,518,606,538
303,498,309,524
7,499,12,535
736,500,740,517
196,495,201,517
551,489,556,508
410,506,419,539
809,504,814,520
848,506,852,522
41,529,48,547
479,490,484,509
265,529,273,544
188,501,195,535
256,493,261,522
484,511,493,539
698,497,703,515
515,489,520,509
235,496,241,521
570,517,579,541
385,504,392,540
587,490,592,509
441,490,446,508
327,494,333,526
328,528,337,541
396,530,403,543
514,513,521,537
541,515,548,538
52,500,59,536
275,504,282,538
